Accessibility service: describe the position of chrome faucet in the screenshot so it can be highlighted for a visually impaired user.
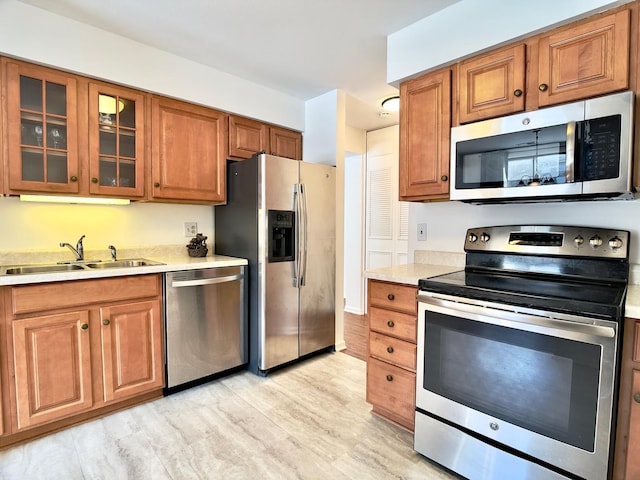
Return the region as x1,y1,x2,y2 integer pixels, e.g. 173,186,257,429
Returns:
108,245,117,261
60,235,85,261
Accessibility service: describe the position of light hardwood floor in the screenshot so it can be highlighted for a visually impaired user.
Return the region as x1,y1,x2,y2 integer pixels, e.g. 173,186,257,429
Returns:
0,352,454,480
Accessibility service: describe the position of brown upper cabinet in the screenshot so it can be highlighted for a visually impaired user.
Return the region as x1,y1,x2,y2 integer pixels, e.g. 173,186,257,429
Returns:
3,59,147,198
229,114,302,160
457,44,526,124
4,59,80,195
399,67,451,201
88,82,146,198
151,96,227,204
537,9,630,107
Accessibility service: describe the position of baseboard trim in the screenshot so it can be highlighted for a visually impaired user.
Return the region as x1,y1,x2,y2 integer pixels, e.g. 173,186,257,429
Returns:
344,306,365,315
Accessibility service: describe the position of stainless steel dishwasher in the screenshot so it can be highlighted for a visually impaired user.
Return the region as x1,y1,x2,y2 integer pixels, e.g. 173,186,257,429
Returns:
164,266,247,393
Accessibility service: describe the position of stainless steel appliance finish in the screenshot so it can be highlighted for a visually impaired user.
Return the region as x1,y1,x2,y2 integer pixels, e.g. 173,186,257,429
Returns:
164,266,247,391
415,225,629,480
215,153,335,374
450,90,634,203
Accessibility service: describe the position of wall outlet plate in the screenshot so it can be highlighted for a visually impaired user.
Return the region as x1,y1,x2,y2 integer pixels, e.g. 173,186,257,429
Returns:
417,223,427,241
184,222,198,237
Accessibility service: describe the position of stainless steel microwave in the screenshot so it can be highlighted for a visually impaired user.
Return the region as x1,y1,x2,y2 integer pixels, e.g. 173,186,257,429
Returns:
450,90,635,203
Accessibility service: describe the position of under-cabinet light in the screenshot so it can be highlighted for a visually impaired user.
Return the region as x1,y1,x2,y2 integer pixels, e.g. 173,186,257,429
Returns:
19,195,130,205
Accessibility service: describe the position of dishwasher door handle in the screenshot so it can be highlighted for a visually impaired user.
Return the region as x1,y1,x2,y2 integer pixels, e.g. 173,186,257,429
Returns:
171,274,244,288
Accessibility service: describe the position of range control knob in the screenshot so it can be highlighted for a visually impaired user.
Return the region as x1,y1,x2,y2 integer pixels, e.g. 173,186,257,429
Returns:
589,235,603,248
574,235,584,247
609,236,623,249
467,233,478,243
480,232,491,243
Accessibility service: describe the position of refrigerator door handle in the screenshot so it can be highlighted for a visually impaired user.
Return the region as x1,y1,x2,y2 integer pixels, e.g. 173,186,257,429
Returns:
292,183,300,288
300,183,308,286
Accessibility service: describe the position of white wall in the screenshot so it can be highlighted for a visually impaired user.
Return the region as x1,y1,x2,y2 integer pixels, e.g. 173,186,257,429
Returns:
408,200,640,264
0,0,304,130
0,196,214,252
387,0,633,84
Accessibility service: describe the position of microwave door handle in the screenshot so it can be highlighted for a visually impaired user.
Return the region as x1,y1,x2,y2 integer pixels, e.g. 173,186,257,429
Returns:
565,121,576,183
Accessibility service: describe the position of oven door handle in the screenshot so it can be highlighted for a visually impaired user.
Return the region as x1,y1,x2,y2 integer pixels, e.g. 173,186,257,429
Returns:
419,293,616,340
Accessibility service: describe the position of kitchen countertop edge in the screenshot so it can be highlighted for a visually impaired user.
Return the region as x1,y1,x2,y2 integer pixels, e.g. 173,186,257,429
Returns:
0,255,248,286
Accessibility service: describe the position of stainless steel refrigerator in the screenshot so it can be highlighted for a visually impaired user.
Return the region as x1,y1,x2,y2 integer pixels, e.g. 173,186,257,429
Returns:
215,153,335,374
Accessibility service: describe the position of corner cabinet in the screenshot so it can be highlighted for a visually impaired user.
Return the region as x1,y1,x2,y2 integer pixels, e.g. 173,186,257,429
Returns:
1,275,163,444
228,114,302,160
399,67,451,201
366,279,418,431
3,59,80,194
151,96,227,204
537,9,630,107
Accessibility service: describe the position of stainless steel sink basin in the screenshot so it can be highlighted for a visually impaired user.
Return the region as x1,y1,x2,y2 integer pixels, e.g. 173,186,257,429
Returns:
0,258,163,275
2,264,89,275
85,259,164,269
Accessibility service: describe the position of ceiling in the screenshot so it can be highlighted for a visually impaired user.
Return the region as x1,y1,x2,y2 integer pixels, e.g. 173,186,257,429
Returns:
17,0,460,131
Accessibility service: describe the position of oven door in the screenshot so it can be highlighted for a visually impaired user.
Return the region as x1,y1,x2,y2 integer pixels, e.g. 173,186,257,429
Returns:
415,292,618,480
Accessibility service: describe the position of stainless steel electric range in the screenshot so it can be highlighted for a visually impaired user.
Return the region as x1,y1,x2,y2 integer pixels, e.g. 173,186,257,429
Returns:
415,225,629,480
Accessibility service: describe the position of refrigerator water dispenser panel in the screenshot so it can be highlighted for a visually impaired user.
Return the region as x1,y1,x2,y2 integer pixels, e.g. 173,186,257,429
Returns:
268,210,295,262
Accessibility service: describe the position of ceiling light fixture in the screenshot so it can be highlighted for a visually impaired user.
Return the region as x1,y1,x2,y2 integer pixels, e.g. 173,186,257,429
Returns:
381,95,400,112
20,194,130,205
98,95,125,114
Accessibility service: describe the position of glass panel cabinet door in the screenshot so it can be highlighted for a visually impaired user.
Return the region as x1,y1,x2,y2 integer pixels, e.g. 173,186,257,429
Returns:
88,83,145,197
5,60,79,193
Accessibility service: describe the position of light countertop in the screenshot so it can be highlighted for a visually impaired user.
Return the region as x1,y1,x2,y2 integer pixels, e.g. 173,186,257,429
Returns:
0,253,247,286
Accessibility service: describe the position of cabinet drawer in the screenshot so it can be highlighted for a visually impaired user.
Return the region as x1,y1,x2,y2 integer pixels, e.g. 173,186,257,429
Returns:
369,332,416,371
11,274,161,315
634,321,640,363
369,307,416,343
366,357,415,426
369,281,416,314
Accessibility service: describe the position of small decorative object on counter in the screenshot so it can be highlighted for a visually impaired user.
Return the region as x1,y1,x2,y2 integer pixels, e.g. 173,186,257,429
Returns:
187,233,208,257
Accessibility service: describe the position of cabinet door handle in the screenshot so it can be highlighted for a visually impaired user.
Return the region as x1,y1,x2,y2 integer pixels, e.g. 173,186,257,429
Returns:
387,320,395,328
513,89,523,97
538,83,549,92
387,293,395,301
441,175,448,182
91,177,99,184
386,374,393,382
80,323,89,330
102,319,110,326
386,346,394,353
634,393,640,403
70,176,78,182
154,182,160,188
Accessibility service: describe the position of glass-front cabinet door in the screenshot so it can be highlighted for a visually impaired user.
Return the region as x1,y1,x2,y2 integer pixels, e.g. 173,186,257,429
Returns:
5,59,79,193
88,83,145,197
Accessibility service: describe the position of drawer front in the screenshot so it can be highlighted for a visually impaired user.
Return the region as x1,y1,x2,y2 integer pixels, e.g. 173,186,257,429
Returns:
369,280,416,314
634,320,640,363
366,357,415,425
369,306,416,343
369,332,416,371
11,274,161,315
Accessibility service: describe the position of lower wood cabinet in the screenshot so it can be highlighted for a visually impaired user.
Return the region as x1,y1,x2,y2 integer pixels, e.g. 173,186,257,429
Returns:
615,317,640,479
366,279,417,430
0,274,163,445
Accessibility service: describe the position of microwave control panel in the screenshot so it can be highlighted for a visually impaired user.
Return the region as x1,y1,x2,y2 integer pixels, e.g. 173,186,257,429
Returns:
580,115,621,181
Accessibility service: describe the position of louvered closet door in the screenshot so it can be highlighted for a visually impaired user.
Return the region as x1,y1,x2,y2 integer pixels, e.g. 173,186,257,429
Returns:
365,125,409,270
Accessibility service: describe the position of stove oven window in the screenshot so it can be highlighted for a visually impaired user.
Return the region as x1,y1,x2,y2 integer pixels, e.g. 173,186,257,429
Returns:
423,311,600,451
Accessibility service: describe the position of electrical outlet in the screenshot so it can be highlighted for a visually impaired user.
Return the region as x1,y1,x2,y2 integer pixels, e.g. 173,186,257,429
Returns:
184,222,198,237
417,223,427,241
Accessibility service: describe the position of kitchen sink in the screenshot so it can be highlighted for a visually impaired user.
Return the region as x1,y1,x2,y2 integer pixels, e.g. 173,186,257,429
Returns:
85,259,164,269
0,258,164,275
2,264,89,275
